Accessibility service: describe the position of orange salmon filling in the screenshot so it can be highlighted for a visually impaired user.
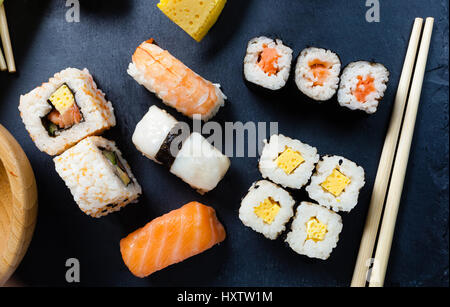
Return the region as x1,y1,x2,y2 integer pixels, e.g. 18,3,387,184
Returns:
308,59,331,86
353,75,376,103
257,46,280,76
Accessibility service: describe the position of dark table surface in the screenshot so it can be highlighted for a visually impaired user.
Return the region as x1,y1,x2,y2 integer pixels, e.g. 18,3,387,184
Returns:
0,0,448,287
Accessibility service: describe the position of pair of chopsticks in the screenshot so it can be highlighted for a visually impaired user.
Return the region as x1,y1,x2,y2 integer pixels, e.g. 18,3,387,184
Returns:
0,1,15,73
351,17,434,287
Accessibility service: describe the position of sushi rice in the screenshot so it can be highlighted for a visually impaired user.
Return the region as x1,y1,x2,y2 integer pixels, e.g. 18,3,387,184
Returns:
54,136,142,218
239,180,295,240
286,202,343,260
295,47,341,101
19,68,116,156
132,105,230,194
337,61,389,114
244,36,293,90
306,155,365,212
259,134,319,189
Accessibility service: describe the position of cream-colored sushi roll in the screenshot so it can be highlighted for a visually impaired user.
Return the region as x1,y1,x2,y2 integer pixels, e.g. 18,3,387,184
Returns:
54,136,142,218
306,155,365,212
132,106,230,194
337,61,389,114
295,47,341,101
19,68,116,156
244,36,293,90
286,202,343,260
239,180,295,240
259,134,319,189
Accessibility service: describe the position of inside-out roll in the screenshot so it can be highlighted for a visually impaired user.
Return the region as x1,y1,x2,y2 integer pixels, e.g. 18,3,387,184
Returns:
132,105,230,194
19,68,116,156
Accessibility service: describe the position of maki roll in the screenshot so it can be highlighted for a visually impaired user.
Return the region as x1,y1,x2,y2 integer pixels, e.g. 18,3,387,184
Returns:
295,47,341,101
243,36,293,91
337,61,389,114
128,39,226,121
286,202,343,260
239,180,295,240
259,134,319,189
54,136,142,218
306,155,365,212
132,105,230,194
19,68,116,156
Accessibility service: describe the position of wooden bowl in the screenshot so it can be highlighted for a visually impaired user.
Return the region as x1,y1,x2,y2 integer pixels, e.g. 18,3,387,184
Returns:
0,124,38,286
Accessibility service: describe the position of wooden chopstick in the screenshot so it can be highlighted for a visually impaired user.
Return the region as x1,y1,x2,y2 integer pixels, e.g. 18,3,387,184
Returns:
0,3,15,73
369,17,434,287
351,18,424,287
0,46,6,71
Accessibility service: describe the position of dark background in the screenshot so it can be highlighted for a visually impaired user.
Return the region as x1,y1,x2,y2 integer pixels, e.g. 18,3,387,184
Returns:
0,0,448,287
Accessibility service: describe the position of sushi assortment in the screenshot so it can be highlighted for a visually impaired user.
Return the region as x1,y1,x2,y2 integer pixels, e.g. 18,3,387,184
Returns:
239,134,365,260
243,38,389,113
132,105,230,194
15,4,393,277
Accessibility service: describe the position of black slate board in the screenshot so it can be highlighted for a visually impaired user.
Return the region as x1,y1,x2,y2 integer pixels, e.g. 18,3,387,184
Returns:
0,0,448,287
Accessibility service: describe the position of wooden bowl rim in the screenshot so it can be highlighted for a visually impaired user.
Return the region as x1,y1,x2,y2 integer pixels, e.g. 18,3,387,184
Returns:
0,124,38,286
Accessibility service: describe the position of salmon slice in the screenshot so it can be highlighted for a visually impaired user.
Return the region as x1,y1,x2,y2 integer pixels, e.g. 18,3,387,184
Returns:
120,201,226,278
47,103,83,129
257,46,280,76
308,59,331,86
353,75,376,103
131,39,221,118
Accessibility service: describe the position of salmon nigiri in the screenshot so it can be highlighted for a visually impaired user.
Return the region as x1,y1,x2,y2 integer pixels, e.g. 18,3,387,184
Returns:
120,202,226,278
127,39,226,121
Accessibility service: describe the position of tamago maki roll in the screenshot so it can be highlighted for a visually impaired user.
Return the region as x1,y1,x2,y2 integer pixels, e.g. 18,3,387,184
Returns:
244,36,293,91
239,180,295,240
295,47,341,101
306,155,365,212
337,61,389,114
286,202,343,260
259,134,319,189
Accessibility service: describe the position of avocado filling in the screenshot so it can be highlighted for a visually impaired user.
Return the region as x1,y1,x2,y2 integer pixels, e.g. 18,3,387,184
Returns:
102,149,131,186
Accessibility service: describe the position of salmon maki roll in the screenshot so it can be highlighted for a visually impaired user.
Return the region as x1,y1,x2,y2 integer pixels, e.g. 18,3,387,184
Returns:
127,39,226,121
120,201,226,278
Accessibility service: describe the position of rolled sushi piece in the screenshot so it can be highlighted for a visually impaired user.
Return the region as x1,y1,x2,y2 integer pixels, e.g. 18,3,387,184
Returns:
259,134,320,189
243,36,293,90
19,68,116,156
306,155,365,212
128,39,226,121
54,136,142,218
120,201,226,278
239,180,295,240
132,105,230,194
337,61,389,114
286,202,343,260
295,47,341,101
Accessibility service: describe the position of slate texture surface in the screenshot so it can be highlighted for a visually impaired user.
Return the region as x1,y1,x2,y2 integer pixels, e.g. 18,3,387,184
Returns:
0,0,448,287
